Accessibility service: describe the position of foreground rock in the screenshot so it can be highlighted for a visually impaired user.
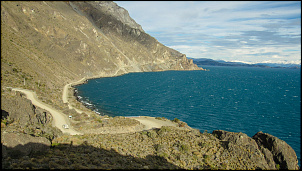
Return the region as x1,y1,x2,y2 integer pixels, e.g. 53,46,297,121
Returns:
2,126,299,169
212,130,299,170
252,131,299,170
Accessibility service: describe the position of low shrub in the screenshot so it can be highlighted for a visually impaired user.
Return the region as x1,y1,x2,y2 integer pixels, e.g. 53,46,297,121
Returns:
172,118,180,123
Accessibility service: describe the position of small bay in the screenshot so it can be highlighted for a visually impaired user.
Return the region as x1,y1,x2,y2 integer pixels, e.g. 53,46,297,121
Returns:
75,66,301,166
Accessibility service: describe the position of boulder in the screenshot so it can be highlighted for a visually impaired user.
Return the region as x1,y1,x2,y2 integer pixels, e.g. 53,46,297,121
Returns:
252,131,299,170
212,130,272,169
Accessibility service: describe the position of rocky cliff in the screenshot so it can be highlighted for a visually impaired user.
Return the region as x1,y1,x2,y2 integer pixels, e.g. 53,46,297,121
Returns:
1,1,299,170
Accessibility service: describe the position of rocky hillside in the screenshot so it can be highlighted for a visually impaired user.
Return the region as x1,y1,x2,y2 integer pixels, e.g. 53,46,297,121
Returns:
2,126,299,170
1,1,299,170
1,1,201,109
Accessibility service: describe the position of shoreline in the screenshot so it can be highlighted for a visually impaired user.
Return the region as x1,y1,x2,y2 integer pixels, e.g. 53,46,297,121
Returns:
62,69,205,131
64,68,205,116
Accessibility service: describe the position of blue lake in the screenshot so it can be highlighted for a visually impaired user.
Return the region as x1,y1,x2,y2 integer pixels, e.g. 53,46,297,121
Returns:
75,66,301,166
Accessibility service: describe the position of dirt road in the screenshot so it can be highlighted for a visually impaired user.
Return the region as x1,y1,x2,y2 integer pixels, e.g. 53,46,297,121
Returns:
128,116,178,130
11,88,83,135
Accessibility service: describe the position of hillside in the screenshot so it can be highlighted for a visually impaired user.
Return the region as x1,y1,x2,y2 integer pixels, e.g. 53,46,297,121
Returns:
1,0,202,136
1,1,299,170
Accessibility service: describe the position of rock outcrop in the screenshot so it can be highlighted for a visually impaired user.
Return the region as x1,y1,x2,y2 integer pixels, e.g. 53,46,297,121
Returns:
1,92,52,127
252,131,299,170
212,130,299,170
2,127,299,169
1,91,62,152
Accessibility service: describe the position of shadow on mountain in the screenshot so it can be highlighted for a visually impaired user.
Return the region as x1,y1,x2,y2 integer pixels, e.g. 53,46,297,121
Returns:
2,141,182,169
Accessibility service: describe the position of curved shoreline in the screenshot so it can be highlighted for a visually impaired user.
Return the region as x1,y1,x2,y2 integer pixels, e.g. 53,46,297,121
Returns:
63,75,181,132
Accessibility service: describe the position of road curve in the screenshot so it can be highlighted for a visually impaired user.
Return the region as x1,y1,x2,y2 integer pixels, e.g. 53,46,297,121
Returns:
11,88,83,135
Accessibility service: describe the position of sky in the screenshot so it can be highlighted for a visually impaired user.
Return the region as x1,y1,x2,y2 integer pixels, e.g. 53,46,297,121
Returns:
115,1,301,64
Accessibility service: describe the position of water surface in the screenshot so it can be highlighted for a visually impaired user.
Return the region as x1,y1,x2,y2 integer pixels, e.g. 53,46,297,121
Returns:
76,66,301,166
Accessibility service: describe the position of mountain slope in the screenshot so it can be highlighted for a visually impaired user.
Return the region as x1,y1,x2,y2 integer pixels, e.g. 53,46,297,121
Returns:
1,1,202,109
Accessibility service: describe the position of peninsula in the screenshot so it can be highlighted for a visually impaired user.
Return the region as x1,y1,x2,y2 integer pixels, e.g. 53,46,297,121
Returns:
1,1,299,169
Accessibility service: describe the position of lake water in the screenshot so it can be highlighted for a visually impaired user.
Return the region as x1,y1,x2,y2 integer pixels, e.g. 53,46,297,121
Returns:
75,66,301,166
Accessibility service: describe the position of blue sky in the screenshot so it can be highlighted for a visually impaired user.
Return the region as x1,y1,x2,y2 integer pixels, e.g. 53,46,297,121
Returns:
115,1,301,64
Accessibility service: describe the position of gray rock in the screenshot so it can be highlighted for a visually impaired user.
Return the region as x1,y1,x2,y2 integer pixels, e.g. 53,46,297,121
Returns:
212,130,272,169
252,131,299,170
1,92,52,127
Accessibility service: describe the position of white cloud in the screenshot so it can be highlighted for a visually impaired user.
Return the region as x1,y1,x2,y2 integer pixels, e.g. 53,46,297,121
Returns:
115,1,301,63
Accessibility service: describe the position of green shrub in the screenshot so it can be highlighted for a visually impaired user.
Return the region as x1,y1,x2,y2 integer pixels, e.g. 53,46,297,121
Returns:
203,154,210,163
147,131,157,139
172,118,180,123
180,144,190,153
1,118,7,125
157,126,171,135
158,152,169,158
51,143,61,147
141,131,148,135
276,164,280,170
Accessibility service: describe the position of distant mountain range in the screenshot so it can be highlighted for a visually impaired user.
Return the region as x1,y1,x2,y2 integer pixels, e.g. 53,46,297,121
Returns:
189,58,301,69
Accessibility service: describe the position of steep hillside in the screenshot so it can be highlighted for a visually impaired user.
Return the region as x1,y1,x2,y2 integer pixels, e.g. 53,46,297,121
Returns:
1,1,202,111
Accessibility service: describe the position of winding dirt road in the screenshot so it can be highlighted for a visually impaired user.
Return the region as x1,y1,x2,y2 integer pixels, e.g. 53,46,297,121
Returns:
8,78,178,136
11,88,83,135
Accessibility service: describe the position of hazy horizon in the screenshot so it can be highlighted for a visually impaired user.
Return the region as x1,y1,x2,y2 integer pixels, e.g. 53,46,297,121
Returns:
115,1,301,65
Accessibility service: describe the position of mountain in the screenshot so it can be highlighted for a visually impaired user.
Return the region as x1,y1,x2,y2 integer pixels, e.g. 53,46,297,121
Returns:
189,58,301,69
1,1,202,111
1,1,299,170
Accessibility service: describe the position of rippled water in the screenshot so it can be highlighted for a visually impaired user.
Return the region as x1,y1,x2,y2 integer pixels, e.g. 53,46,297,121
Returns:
75,66,301,166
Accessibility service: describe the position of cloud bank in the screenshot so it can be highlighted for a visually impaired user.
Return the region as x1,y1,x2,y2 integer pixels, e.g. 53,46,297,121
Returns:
115,1,301,64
